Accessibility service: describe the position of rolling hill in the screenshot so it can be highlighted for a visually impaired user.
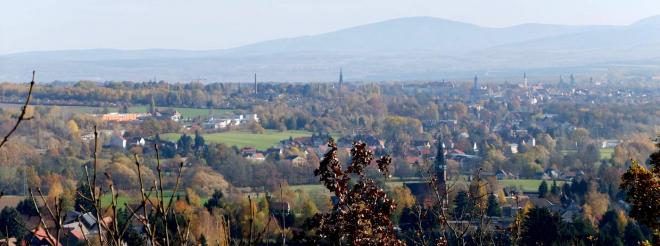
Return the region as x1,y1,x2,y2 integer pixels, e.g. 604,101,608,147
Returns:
2,15,660,82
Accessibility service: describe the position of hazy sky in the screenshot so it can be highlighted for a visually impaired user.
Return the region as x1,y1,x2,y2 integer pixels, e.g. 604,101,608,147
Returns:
2,0,660,54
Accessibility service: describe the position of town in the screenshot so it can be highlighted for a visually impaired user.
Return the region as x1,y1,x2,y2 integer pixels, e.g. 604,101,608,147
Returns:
0,71,657,244
1,1,659,244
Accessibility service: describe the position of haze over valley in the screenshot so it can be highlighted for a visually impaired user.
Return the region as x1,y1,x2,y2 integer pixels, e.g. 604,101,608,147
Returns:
3,15,660,82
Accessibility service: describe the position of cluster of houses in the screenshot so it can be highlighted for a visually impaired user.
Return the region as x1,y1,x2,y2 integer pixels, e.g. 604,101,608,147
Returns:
403,138,481,170
403,180,583,234
81,129,148,150
203,114,259,130
0,201,112,246
238,132,389,168
238,132,332,166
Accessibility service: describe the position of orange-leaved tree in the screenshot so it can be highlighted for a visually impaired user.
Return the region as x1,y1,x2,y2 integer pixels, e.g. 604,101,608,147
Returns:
620,142,660,241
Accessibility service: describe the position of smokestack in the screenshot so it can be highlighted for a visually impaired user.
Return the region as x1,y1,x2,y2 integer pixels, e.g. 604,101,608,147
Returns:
254,73,258,95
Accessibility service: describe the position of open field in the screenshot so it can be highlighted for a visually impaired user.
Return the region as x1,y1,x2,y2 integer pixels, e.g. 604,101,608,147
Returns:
289,178,567,195
99,190,191,207
500,179,566,192
561,148,614,162
599,148,614,160
162,130,314,150
0,178,566,211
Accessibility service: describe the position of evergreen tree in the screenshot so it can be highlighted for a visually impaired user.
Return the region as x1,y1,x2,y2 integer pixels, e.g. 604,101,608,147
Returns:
486,193,501,217
117,208,145,245
570,74,576,84
453,191,469,218
15,198,38,217
199,234,208,246
550,180,560,196
398,207,436,231
176,134,193,156
204,190,225,214
119,104,129,113
598,210,625,245
562,183,572,197
521,207,562,245
0,207,29,240
560,215,597,245
75,182,96,214
624,222,646,246
149,95,157,114
538,180,548,198
193,130,206,155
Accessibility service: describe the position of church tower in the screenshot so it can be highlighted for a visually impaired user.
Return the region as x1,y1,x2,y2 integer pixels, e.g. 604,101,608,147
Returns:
338,68,344,89
471,75,480,101
435,136,448,207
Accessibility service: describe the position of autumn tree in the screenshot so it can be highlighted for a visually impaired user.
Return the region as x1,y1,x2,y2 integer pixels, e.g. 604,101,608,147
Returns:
312,139,404,245
620,142,660,241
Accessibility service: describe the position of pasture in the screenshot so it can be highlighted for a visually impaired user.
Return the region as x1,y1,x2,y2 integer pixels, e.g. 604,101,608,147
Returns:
162,130,314,150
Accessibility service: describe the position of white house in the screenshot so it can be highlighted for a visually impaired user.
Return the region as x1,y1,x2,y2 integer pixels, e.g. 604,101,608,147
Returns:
108,134,127,149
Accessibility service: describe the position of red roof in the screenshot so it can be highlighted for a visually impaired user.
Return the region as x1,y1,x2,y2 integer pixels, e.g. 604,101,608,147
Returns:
449,149,465,155
33,226,62,246
405,156,420,164
420,148,432,155
67,227,85,240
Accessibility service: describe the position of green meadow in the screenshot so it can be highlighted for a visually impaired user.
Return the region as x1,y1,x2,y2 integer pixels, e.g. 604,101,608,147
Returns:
162,130,314,150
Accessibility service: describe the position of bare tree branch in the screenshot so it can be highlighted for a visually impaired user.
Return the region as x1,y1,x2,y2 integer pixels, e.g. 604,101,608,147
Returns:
0,71,35,149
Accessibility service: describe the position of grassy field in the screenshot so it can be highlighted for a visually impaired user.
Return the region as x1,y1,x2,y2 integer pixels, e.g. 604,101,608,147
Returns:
599,148,614,160
99,190,187,207
289,184,329,195
500,179,566,192
289,178,566,195
561,148,614,161
162,130,314,150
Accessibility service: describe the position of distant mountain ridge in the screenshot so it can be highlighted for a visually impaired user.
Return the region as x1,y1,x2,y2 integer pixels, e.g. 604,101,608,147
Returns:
2,15,660,82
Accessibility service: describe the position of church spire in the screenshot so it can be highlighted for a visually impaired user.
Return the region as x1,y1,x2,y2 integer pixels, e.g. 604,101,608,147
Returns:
254,73,258,95
435,135,448,207
471,74,480,101
473,74,478,88
338,67,344,89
